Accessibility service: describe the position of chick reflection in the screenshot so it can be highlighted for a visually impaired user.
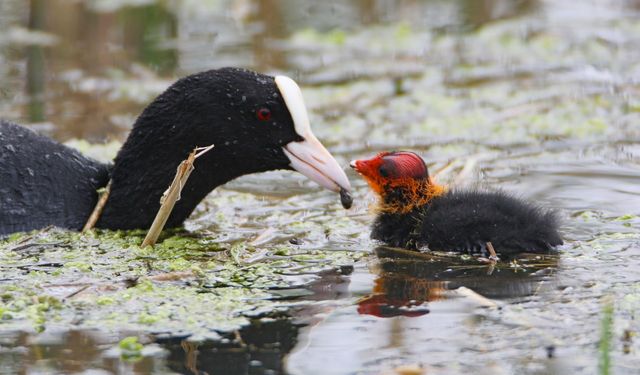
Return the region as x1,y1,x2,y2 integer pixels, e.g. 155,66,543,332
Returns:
358,275,444,318
357,246,559,318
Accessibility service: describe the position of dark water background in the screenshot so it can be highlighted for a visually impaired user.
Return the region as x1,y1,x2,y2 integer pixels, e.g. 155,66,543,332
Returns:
1,0,640,374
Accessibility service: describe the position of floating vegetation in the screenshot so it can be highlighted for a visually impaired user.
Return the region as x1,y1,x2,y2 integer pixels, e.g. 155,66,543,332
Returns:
1,0,640,374
599,297,614,375
0,228,366,336
118,336,144,361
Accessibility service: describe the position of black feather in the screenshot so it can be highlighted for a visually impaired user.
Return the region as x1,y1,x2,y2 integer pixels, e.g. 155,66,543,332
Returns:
372,189,563,256
0,68,302,235
0,121,110,234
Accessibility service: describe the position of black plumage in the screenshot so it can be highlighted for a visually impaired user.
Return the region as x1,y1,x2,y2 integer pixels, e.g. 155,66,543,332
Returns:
351,151,562,257
0,121,109,234
371,189,562,255
0,68,352,236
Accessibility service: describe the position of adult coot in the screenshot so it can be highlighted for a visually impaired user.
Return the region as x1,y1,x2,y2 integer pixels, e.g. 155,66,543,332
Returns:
350,151,562,257
0,68,352,235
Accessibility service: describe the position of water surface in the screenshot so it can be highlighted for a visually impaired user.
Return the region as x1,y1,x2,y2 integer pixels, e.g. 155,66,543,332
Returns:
0,0,639,374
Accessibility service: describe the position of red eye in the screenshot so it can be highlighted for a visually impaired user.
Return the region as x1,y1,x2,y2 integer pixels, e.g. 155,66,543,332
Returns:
257,107,271,121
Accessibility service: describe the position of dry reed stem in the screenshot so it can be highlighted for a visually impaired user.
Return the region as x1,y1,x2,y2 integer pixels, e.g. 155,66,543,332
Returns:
486,241,499,260
141,144,214,247
453,286,498,308
431,159,457,180
374,246,453,261
82,180,112,232
63,285,91,300
147,270,196,281
452,157,477,187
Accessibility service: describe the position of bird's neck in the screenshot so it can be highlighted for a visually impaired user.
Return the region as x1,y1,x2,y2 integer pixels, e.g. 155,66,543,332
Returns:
96,113,240,230
377,177,446,214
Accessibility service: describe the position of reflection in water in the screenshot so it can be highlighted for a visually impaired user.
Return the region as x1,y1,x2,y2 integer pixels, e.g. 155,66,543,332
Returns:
120,4,178,74
287,247,560,374
26,0,45,122
458,0,539,29
0,0,537,141
357,246,558,318
249,0,287,71
162,318,301,375
0,318,301,374
0,330,160,374
6,0,179,141
357,277,437,318
2,0,639,374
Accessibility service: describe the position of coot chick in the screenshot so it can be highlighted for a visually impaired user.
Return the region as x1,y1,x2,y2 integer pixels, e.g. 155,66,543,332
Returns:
0,68,352,236
350,151,562,256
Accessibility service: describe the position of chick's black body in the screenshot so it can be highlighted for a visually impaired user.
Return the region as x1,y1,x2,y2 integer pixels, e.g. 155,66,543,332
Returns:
0,68,310,235
372,189,562,256
353,151,562,257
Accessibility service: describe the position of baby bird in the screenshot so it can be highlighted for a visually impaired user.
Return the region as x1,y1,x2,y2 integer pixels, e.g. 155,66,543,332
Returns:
351,151,562,257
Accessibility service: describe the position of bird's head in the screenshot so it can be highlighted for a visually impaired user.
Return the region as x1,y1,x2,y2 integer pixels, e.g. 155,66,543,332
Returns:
350,151,444,213
137,67,351,199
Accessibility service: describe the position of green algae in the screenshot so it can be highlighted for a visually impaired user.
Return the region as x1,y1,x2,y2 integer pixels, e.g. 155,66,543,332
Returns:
614,214,638,223
599,297,614,375
296,28,347,46
294,17,640,158
1,2,640,373
0,289,62,333
0,228,365,336
118,336,144,361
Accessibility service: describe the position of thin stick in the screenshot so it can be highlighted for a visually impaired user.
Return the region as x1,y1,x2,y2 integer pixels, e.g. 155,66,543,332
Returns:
452,157,477,187
374,246,460,262
453,286,498,308
63,284,91,300
431,159,456,180
486,261,495,276
148,270,196,281
249,227,276,246
486,241,499,261
82,180,112,232
141,144,214,247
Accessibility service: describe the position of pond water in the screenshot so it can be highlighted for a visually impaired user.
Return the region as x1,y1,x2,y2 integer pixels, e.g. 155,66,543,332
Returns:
1,0,640,374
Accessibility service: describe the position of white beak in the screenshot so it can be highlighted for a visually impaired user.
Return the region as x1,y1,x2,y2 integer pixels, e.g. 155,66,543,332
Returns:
275,75,351,193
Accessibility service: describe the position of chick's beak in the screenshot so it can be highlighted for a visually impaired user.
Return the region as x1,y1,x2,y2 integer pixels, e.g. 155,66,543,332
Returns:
276,75,351,193
349,158,372,177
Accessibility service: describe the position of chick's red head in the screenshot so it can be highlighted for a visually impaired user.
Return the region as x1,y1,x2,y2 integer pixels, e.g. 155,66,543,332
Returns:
350,151,429,194
351,151,445,213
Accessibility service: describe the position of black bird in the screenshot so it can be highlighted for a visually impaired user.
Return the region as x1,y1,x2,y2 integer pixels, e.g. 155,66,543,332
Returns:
350,151,562,257
0,68,352,236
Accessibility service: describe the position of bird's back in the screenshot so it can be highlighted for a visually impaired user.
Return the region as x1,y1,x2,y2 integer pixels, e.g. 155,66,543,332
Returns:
419,189,562,255
372,189,562,255
0,121,110,235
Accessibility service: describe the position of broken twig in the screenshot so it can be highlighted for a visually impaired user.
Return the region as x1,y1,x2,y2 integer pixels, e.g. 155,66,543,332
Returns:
431,159,457,180
141,144,214,247
486,241,499,261
83,180,112,232
63,285,91,300
453,286,498,308
452,157,477,187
